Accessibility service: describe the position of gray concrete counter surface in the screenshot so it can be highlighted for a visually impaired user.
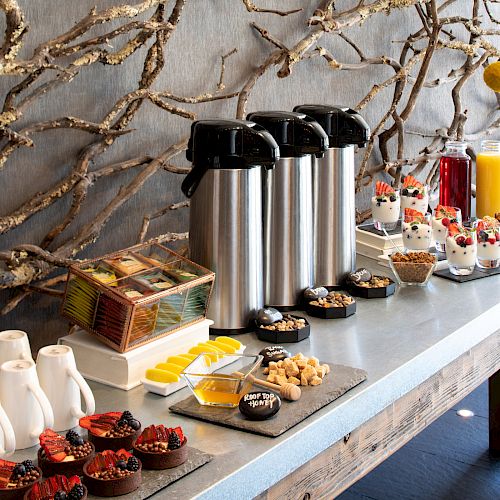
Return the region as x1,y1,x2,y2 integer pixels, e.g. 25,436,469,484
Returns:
11,259,500,499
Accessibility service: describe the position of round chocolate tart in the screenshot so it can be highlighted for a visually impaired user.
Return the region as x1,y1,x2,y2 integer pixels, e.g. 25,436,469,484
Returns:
83,460,141,497
37,442,95,477
88,428,141,452
133,437,188,469
0,467,42,500
23,484,88,500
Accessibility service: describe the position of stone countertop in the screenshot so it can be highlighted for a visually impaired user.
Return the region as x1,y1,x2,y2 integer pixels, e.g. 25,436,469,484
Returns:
11,258,500,499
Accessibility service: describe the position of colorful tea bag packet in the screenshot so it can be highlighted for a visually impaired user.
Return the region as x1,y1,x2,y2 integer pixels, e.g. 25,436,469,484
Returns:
82,265,118,286
164,267,199,283
104,253,150,275
133,271,176,291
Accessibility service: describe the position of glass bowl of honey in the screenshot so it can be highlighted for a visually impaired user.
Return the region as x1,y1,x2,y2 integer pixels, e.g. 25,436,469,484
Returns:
181,353,263,407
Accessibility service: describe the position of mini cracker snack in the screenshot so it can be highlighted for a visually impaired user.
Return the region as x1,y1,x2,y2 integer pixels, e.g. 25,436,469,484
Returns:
263,353,330,387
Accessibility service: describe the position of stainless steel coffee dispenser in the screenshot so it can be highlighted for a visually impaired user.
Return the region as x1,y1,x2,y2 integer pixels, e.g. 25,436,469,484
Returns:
246,111,329,310
294,105,370,287
181,119,279,333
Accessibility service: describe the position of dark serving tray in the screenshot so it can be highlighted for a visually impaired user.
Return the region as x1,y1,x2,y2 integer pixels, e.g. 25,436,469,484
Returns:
347,277,396,298
306,297,356,319
255,316,310,343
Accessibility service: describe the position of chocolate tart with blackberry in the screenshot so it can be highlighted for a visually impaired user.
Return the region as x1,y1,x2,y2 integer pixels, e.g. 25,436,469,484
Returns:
132,425,187,470
24,474,86,500
79,411,141,452
0,459,42,500
83,449,141,497
37,429,94,478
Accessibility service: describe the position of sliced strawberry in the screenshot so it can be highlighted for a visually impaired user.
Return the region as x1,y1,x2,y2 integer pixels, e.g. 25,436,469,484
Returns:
435,205,458,220
403,175,423,189
404,208,425,224
68,476,81,489
172,426,184,443
447,222,461,236
375,180,395,196
87,450,118,475
0,459,16,488
39,429,68,463
29,475,71,500
79,412,122,436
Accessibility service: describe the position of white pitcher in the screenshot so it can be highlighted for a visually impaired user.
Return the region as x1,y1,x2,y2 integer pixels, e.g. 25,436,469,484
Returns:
0,330,33,365
36,345,95,432
0,402,15,457
0,359,54,449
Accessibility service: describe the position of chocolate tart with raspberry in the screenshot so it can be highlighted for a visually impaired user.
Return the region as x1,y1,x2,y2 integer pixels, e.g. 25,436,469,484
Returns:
132,424,187,469
24,474,86,500
0,459,42,500
37,429,95,478
79,411,141,452
83,449,141,497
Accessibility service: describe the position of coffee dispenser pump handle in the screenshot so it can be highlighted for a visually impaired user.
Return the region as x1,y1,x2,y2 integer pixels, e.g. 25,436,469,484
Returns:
182,120,279,198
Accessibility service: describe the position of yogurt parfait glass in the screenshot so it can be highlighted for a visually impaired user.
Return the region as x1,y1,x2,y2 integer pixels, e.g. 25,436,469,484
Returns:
402,210,432,251
474,216,500,269
371,181,400,231
445,223,477,276
401,175,429,214
432,205,462,253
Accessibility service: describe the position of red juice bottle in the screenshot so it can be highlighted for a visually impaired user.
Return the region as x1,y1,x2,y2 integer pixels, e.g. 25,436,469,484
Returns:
439,141,471,221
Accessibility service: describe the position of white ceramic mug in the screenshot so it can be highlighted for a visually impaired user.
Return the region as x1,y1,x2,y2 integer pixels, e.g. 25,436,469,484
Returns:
0,402,15,457
36,345,95,431
0,359,54,449
0,330,33,365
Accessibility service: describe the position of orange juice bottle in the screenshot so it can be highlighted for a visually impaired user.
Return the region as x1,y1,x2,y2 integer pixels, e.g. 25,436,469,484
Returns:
476,140,500,218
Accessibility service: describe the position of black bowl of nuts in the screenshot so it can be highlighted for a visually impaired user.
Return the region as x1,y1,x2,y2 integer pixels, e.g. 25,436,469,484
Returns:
345,269,396,298
255,314,310,343
306,291,356,319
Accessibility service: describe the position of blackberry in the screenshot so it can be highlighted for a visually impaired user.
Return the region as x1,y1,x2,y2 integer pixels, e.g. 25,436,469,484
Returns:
22,459,35,472
117,419,127,427
68,484,85,500
168,432,181,450
66,430,83,446
54,492,67,500
121,410,133,421
127,456,140,472
116,460,127,470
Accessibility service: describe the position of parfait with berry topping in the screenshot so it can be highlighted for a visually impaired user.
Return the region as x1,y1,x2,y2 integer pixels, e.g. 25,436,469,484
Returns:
133,425,187,469
432,205,462,253
445,223,477,276
401,175,429,214
402,208,432,251
371,181,400,231
474,216,500,269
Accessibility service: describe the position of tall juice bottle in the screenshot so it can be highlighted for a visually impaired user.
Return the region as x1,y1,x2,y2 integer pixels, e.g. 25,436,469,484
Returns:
476,140,500,218
439,141,472,221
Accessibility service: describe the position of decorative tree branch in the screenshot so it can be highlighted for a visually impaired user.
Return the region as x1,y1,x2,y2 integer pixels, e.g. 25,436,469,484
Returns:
1,0,499,316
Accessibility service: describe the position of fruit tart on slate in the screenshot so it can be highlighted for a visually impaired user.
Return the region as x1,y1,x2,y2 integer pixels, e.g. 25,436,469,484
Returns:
0,458,42,500
37,429,94,478
83,449,141,497
132,425,187,469
24,474,86,500
79,411,141,452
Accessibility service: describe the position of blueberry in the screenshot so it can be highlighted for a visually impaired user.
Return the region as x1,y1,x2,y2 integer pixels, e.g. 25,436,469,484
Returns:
12,464,26,477
377,202,381,207
412,191,418,197
411,225,418,231
402,188,408,196
128,419,141,431
389,195,396,202
116,460,128,470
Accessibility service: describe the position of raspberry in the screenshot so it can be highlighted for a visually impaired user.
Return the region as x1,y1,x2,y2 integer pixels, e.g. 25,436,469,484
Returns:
456,235,465,245
465,237,473,246
488,238,496,245
417,193,423,199
442,217,450,227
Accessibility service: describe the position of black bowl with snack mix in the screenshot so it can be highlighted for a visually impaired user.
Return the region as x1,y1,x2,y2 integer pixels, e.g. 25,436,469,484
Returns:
306,291,356,319
255,315,310,343
347,275,396,298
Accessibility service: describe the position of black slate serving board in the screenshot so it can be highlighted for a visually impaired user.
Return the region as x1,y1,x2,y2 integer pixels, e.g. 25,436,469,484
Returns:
434,265,500,283
87,447,212,500
170,363,367,437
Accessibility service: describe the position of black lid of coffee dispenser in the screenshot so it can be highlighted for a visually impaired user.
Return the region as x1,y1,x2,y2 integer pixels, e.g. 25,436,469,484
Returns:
293,105,370,148
246,111,329,158
182,119,279,198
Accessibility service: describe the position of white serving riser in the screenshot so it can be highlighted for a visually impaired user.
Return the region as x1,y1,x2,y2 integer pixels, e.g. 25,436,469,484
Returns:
59,319,213,391
141,346,246,397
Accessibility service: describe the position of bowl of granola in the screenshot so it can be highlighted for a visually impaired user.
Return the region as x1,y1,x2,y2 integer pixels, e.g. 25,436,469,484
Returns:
389,251,437,286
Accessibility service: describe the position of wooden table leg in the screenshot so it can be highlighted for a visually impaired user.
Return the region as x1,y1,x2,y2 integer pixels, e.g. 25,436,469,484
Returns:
489,369,500,457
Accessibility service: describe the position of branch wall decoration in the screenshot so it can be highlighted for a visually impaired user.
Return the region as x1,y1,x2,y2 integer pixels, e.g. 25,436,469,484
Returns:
0,0,498,341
